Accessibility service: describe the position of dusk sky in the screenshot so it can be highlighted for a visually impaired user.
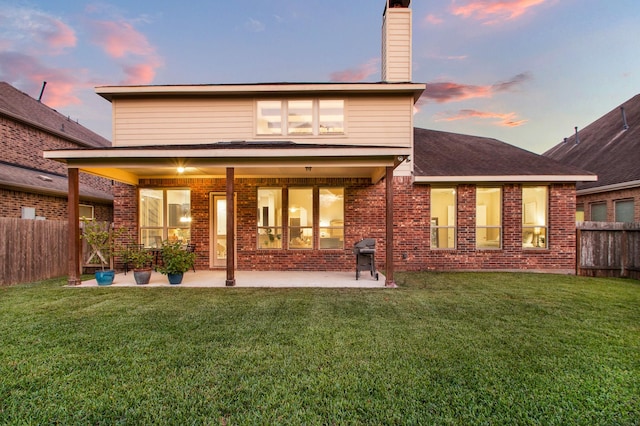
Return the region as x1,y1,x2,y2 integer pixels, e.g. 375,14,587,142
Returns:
1,0,638,154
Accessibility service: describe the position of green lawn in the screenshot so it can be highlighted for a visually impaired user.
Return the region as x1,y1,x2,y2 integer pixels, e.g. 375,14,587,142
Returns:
1,273,638,425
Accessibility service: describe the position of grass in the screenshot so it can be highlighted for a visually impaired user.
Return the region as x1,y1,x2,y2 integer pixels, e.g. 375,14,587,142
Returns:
0,272,638,425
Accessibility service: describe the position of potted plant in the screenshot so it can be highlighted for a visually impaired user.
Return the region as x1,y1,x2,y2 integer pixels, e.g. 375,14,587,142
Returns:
156,240,196,285
121,244,154,285
81,218,125,286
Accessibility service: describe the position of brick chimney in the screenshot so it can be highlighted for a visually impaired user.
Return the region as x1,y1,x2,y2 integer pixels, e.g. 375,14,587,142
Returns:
382,0,412,82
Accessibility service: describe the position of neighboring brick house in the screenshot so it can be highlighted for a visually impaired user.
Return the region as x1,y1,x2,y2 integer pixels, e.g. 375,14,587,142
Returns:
0,82,113,221
544,94,640,223
46,0,594,286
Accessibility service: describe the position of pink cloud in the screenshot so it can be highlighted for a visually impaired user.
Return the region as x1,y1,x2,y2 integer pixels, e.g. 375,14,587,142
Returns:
451,0,547,24
42,16,77,53
91,20,155,58
330,58,379,82
122,61,160,85
89,19,163,85
418,73,531,104
0,52,86,107
425,14,444,25
435,109,528,127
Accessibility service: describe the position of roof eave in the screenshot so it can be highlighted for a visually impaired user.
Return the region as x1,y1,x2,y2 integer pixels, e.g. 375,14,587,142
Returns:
96,82,427,102
0,180,113,203
413,175,598,183
44,145,412,161
577,179,640,196
0,107,101,148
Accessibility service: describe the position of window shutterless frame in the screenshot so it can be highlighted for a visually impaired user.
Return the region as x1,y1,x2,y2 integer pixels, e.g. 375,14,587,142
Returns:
256,99,344,136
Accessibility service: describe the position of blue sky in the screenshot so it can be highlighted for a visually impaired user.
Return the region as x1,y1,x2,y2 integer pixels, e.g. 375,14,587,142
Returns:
1,0,638,154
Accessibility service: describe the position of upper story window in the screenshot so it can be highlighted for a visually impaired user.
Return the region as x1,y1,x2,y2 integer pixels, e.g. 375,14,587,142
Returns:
257,100,344,136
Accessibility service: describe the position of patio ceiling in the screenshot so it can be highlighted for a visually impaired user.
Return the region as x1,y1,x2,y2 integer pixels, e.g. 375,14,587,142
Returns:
44,143,411,185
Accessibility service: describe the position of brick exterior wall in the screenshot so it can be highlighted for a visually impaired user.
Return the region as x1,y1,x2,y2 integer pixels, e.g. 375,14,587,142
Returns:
0,115,113,220
0,188,111,221
113,177,577,273
578,187,640,222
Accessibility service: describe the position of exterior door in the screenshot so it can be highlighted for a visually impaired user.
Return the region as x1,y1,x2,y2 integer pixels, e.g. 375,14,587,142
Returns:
210,194,235,268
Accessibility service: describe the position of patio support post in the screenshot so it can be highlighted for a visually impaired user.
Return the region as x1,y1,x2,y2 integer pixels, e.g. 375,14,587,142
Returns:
385,166,397,287
68,167,81,286
225,167,236,286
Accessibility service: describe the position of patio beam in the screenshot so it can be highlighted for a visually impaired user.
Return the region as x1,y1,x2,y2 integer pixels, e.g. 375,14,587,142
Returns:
385,166,397,288
68,168,81,286
226,167,236,286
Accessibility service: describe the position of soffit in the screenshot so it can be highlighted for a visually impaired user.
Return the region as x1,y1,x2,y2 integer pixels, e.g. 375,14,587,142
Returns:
44,142,410,185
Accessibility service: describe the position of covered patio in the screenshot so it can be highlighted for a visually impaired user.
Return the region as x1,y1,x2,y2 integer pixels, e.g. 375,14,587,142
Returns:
46,142,406,288
75,270,386,288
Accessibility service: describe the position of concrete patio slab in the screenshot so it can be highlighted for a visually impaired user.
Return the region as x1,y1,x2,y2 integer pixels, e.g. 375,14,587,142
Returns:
75,270,386,288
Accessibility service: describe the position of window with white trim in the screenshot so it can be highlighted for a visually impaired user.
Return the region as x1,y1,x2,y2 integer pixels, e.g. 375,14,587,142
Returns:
257,100,344,136
522,186,548,249
430,187,456,249
257,187,344,250
79,204,94,220
139,188,191,248
476,187,501,249
257,188,283,249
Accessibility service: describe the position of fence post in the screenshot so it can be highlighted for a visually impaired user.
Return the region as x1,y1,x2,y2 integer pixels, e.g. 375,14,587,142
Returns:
621,229,628,278
575,227,581,276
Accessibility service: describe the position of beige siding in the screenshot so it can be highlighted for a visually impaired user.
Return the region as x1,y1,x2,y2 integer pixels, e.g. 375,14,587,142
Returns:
112,95,415,149
347,96,413,146
382,9,412,82
113,98,254,146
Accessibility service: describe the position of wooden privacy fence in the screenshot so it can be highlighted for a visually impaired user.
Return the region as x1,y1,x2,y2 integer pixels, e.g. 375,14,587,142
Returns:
577,221,640,280
0,218,69,286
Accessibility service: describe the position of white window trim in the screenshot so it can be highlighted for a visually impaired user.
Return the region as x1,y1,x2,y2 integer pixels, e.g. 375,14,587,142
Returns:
256,99,345,137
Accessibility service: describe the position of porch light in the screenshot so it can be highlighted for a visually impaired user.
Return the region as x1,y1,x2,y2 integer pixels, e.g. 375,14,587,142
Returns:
177,166,185,174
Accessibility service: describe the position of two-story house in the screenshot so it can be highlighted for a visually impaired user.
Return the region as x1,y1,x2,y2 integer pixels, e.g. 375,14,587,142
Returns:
45,0,594,286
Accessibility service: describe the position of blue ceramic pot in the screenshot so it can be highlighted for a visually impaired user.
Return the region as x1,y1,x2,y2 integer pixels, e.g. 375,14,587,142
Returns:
167,272,183,285
95,270,115,286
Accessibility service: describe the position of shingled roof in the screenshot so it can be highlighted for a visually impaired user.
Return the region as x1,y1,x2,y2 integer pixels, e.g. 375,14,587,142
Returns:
0,161,113,203
0,82,110,148
543,94,640,191
413,127,592,181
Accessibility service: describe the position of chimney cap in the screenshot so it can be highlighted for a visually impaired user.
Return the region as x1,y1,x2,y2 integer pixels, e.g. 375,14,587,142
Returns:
385,0,410,14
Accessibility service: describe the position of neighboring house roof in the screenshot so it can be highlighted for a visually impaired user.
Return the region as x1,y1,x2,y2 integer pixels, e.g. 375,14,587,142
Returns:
0,82,111,148
0,161,113,203
543,94,640,193
413,127,595,183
